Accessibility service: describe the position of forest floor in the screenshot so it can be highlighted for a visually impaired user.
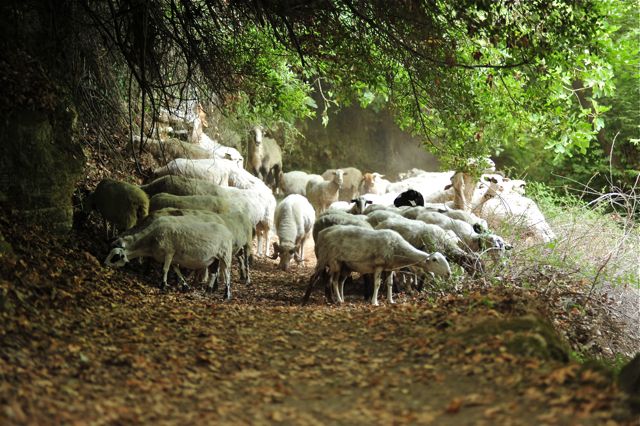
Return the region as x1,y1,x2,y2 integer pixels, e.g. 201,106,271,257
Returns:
0,216,637,425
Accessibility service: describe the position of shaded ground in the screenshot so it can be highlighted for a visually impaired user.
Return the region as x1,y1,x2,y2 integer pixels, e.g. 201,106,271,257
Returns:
0,219,636,425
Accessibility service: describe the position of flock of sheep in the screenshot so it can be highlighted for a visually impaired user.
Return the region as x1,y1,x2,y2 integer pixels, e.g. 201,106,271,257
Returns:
84,107,557,305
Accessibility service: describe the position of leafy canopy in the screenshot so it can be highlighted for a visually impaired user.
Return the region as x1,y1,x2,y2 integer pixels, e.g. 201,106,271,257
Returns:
83,0,632,170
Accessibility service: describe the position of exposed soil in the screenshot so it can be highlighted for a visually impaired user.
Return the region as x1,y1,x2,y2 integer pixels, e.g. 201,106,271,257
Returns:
0,218,637,425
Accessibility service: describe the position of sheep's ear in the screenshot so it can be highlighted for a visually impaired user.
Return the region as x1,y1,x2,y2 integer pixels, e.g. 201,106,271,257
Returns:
504,178,511,182
473,224,483,234
505,243,513,251
489,177,499,184
351,199,357,203
444,184,452,190
366,200,372,205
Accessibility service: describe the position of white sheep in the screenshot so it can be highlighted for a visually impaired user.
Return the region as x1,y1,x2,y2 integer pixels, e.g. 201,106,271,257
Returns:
477,192,556,243
133,207,253,285
153,158,239,186
414,210,511,257
248,125,283,191
374,216,483,275
306,169,344,214
149,193,230,215
279,171,315,196
402,205,489,234
272,194,316,270
141,175,226,198
359,172,391,195
365,209,403,228
105,215,233,299
327,196,372,215
311,210,372,244
84,179,149,238
313,225,451,305
322,167,363,201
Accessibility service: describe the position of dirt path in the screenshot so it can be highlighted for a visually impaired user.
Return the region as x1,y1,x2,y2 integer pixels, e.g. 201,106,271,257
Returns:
0,227,635,425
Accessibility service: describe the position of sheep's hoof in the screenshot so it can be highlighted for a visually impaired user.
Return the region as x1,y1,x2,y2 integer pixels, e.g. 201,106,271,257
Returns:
180,283,191,292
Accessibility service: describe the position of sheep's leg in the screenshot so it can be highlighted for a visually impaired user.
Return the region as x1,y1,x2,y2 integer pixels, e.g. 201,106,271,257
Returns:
161,253,173,292
331,270,342,304
172,265,190,292
338,273,349,303
220,258,232,301
386,271,395,304
371,268,382,306
207,259,220,293
243,245,251,285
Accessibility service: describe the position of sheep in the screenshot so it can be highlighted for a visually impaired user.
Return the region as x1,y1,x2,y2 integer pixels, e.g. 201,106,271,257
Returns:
359,172,391,195
374,216,483,275
153,158,239,186
248,125,283,191
130,207,253,285
365,209,403,228
361,191,401,209
105,215,233,299
397,168,429,180
328,196,372,215
414,210,511,256
312,225,451,305
271,194,316,270
306,169,344,214
140,175,226,198
311,210,372,243
133,135,213,162
322,167,362,201
84,179,149,238
149,193,230,215
387,171,454,195
477,192,556,243
191,104,244,168
279,171,316,196
224,169,277,257
402,205,489,234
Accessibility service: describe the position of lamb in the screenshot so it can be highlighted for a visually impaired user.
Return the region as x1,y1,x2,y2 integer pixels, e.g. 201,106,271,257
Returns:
84,179,149,238
313,225,451,305
153,158,239,186
374,216,483,275
248,125,283,191
271,194,316,270
191,104,244,168
140,175,226,198
359,172,391,195
477,192,556,243
279,171,316,196
104,215,233,299
306,169,344,214
149,193,230,215
322,167,362,201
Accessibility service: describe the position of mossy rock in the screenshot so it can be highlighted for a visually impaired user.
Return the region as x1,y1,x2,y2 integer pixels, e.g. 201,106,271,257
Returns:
463,315,570,362
0,103,85,232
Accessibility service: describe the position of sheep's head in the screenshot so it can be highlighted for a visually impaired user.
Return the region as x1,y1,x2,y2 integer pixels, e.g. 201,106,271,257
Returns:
251,126,264,145
104,247,129,267
350,196,372,214
423,252,451,279
272,241,299,271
